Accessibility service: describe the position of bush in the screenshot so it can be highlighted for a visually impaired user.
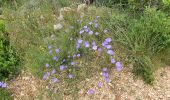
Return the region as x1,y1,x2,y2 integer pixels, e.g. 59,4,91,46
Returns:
108,8,170,84
0,20,21,81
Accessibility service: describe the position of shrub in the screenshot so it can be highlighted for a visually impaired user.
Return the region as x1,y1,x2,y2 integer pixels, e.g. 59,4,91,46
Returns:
0,20,21,81
108,8,170,84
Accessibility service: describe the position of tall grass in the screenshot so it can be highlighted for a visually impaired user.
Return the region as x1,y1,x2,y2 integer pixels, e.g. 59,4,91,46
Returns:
107,7,170,84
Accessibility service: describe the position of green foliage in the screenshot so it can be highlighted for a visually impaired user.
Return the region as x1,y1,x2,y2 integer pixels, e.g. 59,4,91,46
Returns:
0,20,5,32
108,8,170,84
0,22,21,81
0,88,12,100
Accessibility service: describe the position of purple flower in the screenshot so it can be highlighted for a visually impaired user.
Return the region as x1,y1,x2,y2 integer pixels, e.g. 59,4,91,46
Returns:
104,77,111,83
45,63,49,68
53,56,58,61
97,48,102,52
84,28,90,32
79,29,85,34
47,72,51,76
115,62,123,71
105,45,112,49
77,39,83,44
92,45,98,50
76,43,80,49
87,89,95,94
95,32,100,35
97,82,103,88
77,54,81,57
107,50,115,55
94,24,99,28
0,82,2,87
60,65,65,71
43,74,48,80
102,41,109,47
55,49,60,54
71,62,75,65
92,41,96,46
83,25,88,29
48,45,52,49
1,83,7,88
84,41,90,48
102,67,107,72
68,74,74,78
102,72,109,77
111,59,116,64
88,31,93,35
105,38,112,43
52,78,59,83
51,69,56,74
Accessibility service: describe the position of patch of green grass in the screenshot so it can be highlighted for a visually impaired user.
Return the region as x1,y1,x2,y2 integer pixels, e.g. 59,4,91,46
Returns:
107,7,170,84
0,88,12,100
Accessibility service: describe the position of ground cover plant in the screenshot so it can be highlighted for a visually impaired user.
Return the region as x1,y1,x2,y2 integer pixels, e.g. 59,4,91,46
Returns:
0,0,170,99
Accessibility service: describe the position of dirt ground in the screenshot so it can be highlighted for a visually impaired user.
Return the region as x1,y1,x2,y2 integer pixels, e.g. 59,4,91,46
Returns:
8,66,170,100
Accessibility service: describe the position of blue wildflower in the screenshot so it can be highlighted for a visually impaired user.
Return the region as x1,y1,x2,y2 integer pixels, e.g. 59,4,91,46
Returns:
115,62,123,71
97,82,103,88
94,23,99,28
92,45,98,50
84,41,90,48
88,31,93,35
55,49,60,54
107,50,115,55
84,28,90,32
83,25,88,29
53,56,58,61
51,69,56,74
95,32,99,35
77,54,81,57
60,65,65,71
76,43,80,49
77,39,83,44
102,72,109,77
92,41,96,46
111,58,116,64
79,29,85,34
102,68,107,72
105,45,112,49
45,63,49,68
104,77,111,83
71,62,75,66
52,78,59,83
105,38,112,43
1,83,7,88
87,89,95,94
97,48,102,52
43,74,48,80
